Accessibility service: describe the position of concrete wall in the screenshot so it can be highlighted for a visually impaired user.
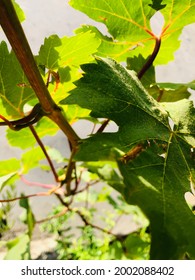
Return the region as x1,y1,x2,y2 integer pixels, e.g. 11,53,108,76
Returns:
0,0,195,232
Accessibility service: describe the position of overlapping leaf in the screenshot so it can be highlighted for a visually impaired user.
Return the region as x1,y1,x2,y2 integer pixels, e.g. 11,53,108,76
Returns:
0,42,36,117
70,0,195,65
6,117,59,149
37,31,100,116
126,55,191,102
0,146,57,190
38,32,100,70
62,57,170,160
63,57,195,259
75,25,134,62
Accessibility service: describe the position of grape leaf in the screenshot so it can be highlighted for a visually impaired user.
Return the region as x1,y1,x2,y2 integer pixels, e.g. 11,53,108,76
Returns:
127,56,191,101
75,25,133,62
70,0,195,65
149,84,191,102
21,147,47,174
12,0,25,22
84,161,125,194
0,173,18,191
0,158,20,191
38,32,101,70
38,32,100,108
38,35,61,70
63,57,195,259
19,196,35,238
149,0,166,11
160,0,195,31
6,117,59,149
126,55,155,87
0,158,20,177
0,42,36,118
4,234,31,260
47,66,80,104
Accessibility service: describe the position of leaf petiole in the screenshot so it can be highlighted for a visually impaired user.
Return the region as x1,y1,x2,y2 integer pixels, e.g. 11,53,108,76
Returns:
138,36,161,79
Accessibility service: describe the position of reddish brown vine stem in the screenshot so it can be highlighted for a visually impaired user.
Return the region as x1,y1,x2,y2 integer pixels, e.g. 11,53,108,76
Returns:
138,36,161,80
0,0,80,148
96,119,110,133
0,192,50,203
0,103,43,130
29,125,59,182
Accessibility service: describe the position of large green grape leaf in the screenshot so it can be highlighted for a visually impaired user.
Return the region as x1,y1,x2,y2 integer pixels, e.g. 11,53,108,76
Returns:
63,57,195,259
0,42,36,118
70,0,195,65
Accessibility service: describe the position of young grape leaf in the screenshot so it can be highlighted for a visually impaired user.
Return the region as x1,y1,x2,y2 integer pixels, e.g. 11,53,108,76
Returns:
12,0,25,22
0,42,36,117
38,32,100,107
63,57,195,259
75,25,133,62
70,0,195,65
38,32,101,70
70,0,155,41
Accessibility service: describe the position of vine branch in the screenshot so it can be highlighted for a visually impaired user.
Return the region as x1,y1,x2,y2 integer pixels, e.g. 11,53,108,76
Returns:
0,0,80,148
0,104,43,130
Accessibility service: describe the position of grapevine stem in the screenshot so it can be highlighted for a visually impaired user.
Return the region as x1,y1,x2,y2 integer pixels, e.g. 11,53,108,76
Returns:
0,0,80,148
138,36,161,79
96,119,110,133
29,125,59,182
